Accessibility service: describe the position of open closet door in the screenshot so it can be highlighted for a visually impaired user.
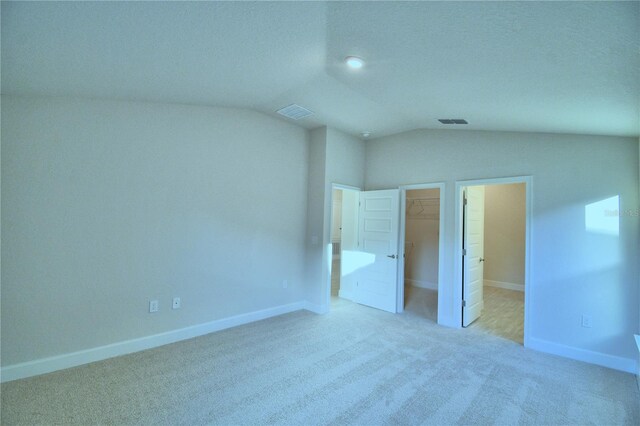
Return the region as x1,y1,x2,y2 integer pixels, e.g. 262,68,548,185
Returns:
355,189,400,313
462,186,485,326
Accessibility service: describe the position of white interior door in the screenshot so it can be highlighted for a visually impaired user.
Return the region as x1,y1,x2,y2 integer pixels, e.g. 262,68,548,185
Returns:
355,189,400,313
462,186,485,326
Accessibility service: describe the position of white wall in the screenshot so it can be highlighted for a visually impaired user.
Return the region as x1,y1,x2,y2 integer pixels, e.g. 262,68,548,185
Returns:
303,127,327,312
366,129,639,370
483,183,526,287
304,126,365,309
405,188,439,288
1,95,310,367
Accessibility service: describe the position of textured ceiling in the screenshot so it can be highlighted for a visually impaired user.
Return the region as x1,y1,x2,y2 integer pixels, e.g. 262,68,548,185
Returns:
2,1,639,138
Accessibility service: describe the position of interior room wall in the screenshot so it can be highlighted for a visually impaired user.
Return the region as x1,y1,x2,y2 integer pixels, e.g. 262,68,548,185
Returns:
304,127,328,312
365,128,639,370
483,183,526,290
304,126,365,310
405,188,440,290
1,95,310,367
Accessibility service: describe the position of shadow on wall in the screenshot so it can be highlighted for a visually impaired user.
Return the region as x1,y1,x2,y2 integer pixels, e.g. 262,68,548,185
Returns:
341,250,376,276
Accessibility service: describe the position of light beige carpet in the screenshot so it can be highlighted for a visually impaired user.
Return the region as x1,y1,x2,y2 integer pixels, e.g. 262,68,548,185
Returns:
2,297,638,425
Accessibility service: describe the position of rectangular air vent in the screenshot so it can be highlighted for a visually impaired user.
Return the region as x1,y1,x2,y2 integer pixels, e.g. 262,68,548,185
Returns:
438,119,468,124
276,104,314,120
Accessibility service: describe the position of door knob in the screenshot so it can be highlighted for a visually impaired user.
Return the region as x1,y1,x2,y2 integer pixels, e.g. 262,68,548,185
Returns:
387,254,397,259
479,257,485,262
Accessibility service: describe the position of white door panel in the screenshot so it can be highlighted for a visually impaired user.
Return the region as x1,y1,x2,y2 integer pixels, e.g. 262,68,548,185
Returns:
462,186,485,327
356,189,399,313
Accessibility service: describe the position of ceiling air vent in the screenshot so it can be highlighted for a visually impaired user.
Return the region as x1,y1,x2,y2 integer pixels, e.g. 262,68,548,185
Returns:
438,119,468,124
276,104,314,120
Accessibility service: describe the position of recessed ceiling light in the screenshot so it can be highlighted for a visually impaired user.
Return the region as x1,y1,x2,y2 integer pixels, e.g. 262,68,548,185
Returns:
361,131,372,138
345,56,365,69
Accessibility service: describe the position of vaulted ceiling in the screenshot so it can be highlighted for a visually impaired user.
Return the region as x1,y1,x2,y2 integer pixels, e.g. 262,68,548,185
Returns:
2,1,638,138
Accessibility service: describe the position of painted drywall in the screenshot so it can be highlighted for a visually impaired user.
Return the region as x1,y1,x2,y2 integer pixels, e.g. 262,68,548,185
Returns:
303,127,365,309
1,95,309,366
321,129,365,308
483,183,526,287
405,188,440,288
303,127,328,312
365,129,639,366
324,128,366,190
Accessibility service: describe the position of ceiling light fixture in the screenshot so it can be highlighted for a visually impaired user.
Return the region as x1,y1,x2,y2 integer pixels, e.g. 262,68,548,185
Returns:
361,131,372,138
345,56,365,69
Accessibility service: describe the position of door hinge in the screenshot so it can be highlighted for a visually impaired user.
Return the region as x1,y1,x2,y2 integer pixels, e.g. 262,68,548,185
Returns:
462,300,466,307
462,249,467,256
463,197,468,206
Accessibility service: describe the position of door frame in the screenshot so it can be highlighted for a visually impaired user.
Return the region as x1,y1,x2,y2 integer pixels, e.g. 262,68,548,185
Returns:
454,176,532,346
326,183,362,310
398,182,445,316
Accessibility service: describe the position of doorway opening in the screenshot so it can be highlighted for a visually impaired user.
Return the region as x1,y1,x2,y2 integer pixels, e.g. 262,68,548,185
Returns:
328,185,360,307
402,188,441,321
457,177,531,345
327,185,401,313
398,183,445,323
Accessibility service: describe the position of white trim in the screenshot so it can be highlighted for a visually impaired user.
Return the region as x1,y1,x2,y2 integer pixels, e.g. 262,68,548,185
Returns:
405,278,438,291
528,337,637,374
398,182,445,317
338,289,354,301
454,176,532,347
1,301,307,383
484,279,524,292
332,183,361,192
635,334,640,389
303,301,328,314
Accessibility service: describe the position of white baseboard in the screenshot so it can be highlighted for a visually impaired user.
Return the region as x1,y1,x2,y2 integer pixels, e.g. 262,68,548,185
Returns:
405,278,438,291
338,289,354,301
634,335,640,389
303,301,328,314
484,279,524,292
528,336,637,374
1,301,307,383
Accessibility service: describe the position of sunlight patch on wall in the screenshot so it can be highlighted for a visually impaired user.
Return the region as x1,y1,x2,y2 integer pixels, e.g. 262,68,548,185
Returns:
585,196,620,236
341,250,376,275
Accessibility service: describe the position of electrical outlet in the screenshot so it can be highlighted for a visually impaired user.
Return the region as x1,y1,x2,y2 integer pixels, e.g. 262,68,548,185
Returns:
172,297,181,310
282,280,288,289
149,300,159,313
581,314,592,328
